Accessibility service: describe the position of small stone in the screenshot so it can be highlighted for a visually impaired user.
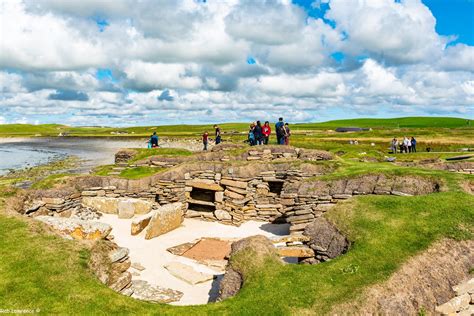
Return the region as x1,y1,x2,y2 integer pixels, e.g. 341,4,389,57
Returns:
215,191,224,202
215,210,232,220
131,262,146,271
109,247,130,263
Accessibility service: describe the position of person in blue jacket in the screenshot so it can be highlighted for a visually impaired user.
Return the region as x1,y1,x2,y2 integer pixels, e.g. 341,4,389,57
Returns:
410,137,417,153
275,117,284,145
150,132,159,148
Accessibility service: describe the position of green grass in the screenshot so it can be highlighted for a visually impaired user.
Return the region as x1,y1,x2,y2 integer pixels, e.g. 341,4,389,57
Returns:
119,166,163,179
130,148,193,162
93,165,164,179
30,173,74,190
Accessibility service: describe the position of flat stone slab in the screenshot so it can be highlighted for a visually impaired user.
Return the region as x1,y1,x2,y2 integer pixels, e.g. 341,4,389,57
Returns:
164,262,214,285
182,238,231,261
277,246,315,258
131,280,183,303
35,216,111,240
185,180,223,191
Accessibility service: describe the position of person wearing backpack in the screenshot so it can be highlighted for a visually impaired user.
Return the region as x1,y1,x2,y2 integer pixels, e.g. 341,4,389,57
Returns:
275,117,284,145
248,123,256,146
254,121,264,145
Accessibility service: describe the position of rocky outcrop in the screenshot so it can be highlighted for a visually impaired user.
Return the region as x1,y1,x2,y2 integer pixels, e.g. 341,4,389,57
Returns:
217,235,281,301
302,217,350,263
35,216,111,240
145,202,184,239
115,149,138,163
88,241,134,295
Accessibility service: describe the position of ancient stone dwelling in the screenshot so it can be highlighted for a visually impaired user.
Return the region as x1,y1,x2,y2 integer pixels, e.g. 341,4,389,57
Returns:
23,145,440,237
16,144,448,307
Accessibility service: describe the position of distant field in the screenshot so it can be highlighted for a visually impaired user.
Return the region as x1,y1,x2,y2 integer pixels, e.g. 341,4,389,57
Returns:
0,117,472,137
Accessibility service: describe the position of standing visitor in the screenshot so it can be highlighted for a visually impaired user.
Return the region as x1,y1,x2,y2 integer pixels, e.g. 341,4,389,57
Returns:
411,137,417,153
262,121,271,145
202,131,209,151
214,125,221,145
275,117,284,145
403,137,410,153
254,121,263,145
150,132,159,148
283,123,291,145
391,138,398,154
248,123,256,146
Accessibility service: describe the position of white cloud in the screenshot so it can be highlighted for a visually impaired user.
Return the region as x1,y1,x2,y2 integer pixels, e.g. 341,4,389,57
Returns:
124,61,202,90
225,0,305,45
326,0,445,64
0,0,471,125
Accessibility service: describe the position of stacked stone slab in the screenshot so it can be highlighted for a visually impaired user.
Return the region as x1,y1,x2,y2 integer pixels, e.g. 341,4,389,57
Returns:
24,192,82,218
436,278,474,315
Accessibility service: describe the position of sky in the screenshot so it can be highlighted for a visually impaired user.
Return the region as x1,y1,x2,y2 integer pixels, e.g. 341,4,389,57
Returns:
0,0,473,126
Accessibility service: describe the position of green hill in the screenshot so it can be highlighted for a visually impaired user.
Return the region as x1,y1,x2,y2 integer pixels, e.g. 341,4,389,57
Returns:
0,117,471,137
294,117,472,129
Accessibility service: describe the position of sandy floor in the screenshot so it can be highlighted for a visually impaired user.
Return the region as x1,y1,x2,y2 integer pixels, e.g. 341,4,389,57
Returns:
100,215,290,305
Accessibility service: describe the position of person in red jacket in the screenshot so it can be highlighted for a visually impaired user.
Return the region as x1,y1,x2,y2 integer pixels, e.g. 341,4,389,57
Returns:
262,121,271,145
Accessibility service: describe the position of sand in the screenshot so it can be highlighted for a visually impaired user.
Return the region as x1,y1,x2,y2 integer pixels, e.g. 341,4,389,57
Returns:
99,215,289,305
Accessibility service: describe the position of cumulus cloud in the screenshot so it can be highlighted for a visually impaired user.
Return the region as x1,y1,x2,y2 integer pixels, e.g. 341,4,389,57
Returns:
48,90,89,101
0,0,471,125
326,0,446,64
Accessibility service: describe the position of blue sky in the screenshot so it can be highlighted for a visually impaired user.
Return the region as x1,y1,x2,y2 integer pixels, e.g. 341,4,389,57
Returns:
0,0,472,126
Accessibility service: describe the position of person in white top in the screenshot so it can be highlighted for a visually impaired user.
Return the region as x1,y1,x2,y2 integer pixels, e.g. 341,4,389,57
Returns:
403,137,410,153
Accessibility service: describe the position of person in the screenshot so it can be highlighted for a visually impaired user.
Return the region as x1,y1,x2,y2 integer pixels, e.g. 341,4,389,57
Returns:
411,137,417,153
202,131,209,151
150,132,159,148
248,123,256,146
262,121,271,145
403,136,410,153
391,138,398,154
254,121,263,145
275,117,285,145
214,124,221,145
283,123,291,145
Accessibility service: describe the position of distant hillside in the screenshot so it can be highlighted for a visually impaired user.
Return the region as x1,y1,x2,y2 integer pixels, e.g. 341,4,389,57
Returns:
293,117,473,129
0,117,471,137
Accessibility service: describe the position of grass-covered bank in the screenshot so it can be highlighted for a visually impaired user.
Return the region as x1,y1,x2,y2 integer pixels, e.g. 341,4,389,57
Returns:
0,171,472,314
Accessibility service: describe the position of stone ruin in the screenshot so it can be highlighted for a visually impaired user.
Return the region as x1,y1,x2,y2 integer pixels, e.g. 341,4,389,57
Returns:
15,144,444,303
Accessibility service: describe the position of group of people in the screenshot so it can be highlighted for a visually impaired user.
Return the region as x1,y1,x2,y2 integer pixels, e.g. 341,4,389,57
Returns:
201,118,292,150
202,125,221,151
247,118,290,146
391,136,417,153
248,117,291,146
